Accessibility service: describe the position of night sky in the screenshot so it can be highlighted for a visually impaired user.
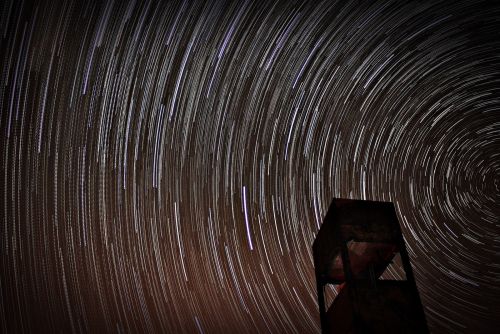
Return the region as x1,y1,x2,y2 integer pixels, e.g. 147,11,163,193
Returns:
1,0,499,332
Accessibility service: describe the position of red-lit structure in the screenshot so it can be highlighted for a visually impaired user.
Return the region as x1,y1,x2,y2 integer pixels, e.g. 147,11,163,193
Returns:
313,198,429,333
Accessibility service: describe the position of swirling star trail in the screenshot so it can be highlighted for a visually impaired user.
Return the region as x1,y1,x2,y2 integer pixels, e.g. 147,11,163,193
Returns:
1,0,499,332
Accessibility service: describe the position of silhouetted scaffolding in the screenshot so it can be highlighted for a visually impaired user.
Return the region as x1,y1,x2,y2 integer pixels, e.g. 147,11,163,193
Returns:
313,198,429,333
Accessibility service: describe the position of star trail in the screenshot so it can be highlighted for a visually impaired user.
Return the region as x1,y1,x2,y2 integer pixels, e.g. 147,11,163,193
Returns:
1,0,499,332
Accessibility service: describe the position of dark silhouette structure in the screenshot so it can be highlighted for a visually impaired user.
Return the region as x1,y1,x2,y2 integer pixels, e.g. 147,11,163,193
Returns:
313,199,429,333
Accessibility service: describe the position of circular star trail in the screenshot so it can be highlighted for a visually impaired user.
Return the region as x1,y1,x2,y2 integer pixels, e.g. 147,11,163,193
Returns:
1,0,499,333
